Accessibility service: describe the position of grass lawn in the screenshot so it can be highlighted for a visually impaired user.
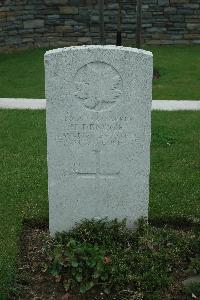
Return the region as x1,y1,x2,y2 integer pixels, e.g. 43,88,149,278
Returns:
0,45,200,99
0,49,45,99
0,110,48,299
149,45,200,100
0,110,200,298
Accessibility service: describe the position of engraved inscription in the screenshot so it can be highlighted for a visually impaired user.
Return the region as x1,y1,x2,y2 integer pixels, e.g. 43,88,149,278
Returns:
58,114,134,147
74,62,123,111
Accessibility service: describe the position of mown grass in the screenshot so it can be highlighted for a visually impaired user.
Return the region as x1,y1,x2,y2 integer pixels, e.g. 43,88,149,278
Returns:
150,111,200,223
0,48,45,99
148,45,200,100
0,45,200,99
0,110,200,298
0,110,48,299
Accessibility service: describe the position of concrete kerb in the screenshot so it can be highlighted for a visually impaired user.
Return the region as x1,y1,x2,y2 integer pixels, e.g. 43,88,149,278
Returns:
0,99,200,111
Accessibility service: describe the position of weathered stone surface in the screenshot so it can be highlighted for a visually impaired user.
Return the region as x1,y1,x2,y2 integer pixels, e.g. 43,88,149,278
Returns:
59,5,78,14
164,7,177,14
77,12,90,22
55,25,73,32
7,30,18,35
170,34,183,39
152,33,170,39
22,15,34,20
23,19,44,29
183,3,199,9
143,23,152,28
77,36,92,42
47,14,60,20
192,40,200,44
158,0,169,6
6,35,21,44
44,0,70,4
178,9,194,15
170,15,184,22
186,23,200,30
35,28,46,33
184,33,200,39
186,16,200,22
106,3,118,9
45,45,153,234
70,0,81,5
22,37,33,42
170,0,188,3
0,11,7,18
90,15,99,23
173,22,186,28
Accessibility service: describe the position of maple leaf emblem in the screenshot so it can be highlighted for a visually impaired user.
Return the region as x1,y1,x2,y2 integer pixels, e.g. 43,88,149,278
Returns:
74,62,122,111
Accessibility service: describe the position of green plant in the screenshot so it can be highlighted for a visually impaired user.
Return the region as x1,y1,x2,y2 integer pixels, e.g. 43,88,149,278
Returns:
186,256,200,275
44,237,114,295
43,218,200,298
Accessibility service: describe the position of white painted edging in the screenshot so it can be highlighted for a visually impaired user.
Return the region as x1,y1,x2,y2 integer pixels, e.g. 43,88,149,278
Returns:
152,100,200,111
0,98,46,109
0,98,200,111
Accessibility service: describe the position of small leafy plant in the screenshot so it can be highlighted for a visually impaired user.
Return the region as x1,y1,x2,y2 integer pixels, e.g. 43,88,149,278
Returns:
44,238,113,295
186,255,200,275
43,218,200,299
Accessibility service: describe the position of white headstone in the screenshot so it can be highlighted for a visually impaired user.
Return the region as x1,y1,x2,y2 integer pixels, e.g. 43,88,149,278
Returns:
45,45,153,235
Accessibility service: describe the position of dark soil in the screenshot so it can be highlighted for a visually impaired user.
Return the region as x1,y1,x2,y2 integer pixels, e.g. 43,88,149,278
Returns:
9,221,197,300
9,222,66,300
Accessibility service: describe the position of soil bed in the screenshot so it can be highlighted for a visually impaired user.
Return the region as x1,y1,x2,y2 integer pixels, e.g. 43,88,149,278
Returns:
10,221,198,300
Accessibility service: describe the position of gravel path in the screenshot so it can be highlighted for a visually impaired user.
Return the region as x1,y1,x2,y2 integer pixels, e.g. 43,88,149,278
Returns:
0,98,200,110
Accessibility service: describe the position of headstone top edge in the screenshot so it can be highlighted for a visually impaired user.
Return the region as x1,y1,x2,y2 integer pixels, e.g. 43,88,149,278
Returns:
44,45,153,59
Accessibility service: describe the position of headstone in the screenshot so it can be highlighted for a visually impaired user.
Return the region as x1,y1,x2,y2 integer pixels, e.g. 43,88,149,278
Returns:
45,45,153,235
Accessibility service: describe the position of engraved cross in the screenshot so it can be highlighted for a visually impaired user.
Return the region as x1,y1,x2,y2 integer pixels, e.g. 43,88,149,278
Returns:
75,149,120,179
